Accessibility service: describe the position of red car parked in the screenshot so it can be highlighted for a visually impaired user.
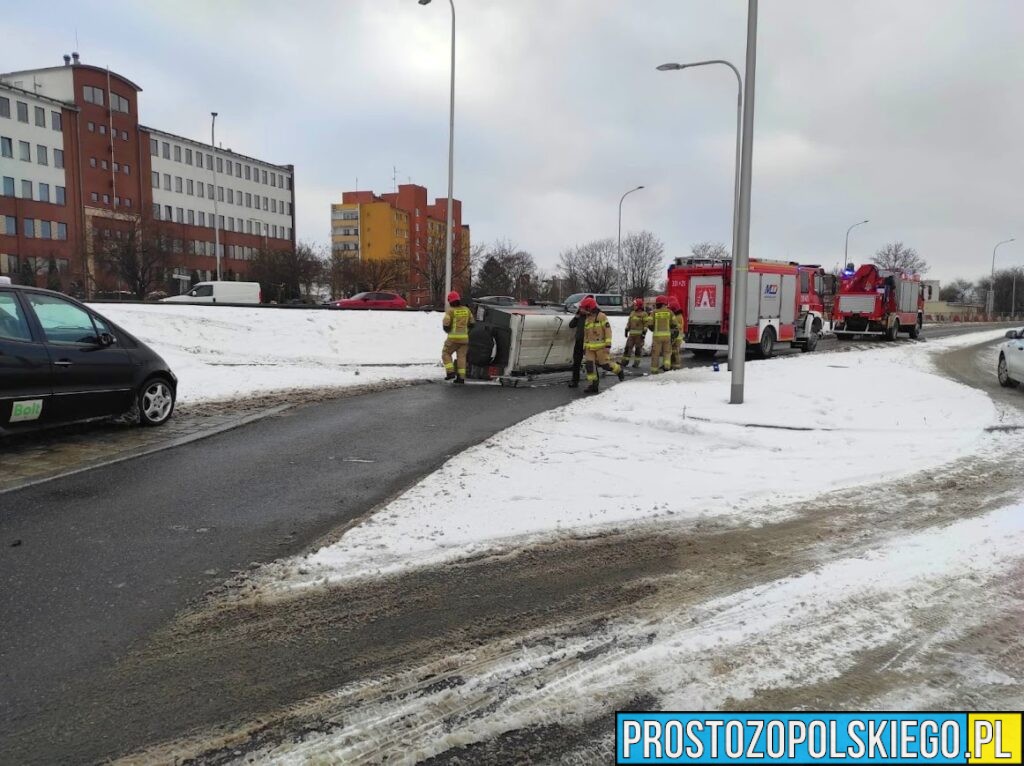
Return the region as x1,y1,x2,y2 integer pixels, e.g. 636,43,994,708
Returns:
331,291,408,310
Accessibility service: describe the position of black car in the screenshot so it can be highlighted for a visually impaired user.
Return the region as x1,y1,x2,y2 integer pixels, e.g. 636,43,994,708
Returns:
0,281,177,434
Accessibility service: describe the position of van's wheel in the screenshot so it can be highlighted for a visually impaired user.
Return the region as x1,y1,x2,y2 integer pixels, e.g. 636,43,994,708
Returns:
138,377,176,426
998,355,1017,388
756,327,776,359
885,318,900,341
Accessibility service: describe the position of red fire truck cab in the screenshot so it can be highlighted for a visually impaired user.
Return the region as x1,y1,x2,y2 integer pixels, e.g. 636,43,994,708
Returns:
666,257,835,359
832,264,923,341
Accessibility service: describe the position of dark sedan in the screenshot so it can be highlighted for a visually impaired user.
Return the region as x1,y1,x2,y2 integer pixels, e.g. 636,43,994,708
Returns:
0,280,177,434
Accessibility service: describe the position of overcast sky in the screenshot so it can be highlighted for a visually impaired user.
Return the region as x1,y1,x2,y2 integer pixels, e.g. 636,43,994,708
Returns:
4,0,1022,284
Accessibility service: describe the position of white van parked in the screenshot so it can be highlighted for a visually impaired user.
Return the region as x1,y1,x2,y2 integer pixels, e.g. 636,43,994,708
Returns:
162,281,261,305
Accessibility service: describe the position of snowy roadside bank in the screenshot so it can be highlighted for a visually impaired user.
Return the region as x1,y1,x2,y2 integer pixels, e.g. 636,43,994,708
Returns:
92,304,627,404
261,329,1005,590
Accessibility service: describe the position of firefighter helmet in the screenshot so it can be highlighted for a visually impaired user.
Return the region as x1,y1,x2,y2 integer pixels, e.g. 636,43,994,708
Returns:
669,296,681,310
655,295,668,306
579,296,599,312
447,291,461,303
633,298,644,310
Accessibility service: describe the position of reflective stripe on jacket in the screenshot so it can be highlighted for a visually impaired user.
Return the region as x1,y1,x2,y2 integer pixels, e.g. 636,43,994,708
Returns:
444,306,473,340
627,310,648,335
583,311,612,350
647,308,678,339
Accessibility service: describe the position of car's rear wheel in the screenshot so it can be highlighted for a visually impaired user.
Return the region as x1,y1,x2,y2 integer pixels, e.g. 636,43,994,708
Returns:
138,377,175,426
998,355,1017,388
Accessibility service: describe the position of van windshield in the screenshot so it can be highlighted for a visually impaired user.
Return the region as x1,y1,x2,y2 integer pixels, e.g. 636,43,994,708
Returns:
564,293,587,305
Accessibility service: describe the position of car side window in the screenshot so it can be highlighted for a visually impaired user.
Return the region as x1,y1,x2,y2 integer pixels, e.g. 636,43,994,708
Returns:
25,293,99,345
190,285,214,297
0,292,32,342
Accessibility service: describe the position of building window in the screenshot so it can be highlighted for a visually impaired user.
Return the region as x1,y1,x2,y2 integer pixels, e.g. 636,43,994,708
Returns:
176,207,184,223
226,218,234,232
244,165,251,180
18,140,30,161
217,186,224,202
111,92,129,113
113,162,120,173
33,106,45,127
38,183,50,203
123,164,130,175
197,182,205,199
124,198,132,208
150,138,158,155
187,209,195,225
152,203,160,219
162,142,170,159
120,130,128,141
21,180,32,199
163,173,171,191
151,171,159,188
226,188,234,204
87,121,94,132
0,97,9,118
261,169,268,184
175,176,183,193
185,148,193,165
262,196,268,211
286,202,292,215
54,148,64,168
234,162,241,176
82,86,105,105
55,186,65,205
174,145,182,162
23,218,34,238
271,199,277,213
98,124,106,135
245,193,252,208
36,145,48,165
216,157,223,173
50,111,62,131
102,194,109,204
16,101,29,123
246,220,252,234
196,153,203,169
187,179,194,195
235,188,242,205
114,196,120,207
0,137,10,158
40,220,51,239
57,222,67,240
207,183,213,198
164,205,172,220
218,215,224,229
100,159,108,170
198,211,206,227
89,157,97,168
91,192,98,202
206,153,212,168
270,173,277,188
1,177,12,196
225,160,233,177
3,215,15,236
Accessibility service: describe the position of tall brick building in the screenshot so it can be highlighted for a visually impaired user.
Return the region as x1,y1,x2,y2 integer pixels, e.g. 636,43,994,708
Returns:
331,183,470,307
0,54,295,297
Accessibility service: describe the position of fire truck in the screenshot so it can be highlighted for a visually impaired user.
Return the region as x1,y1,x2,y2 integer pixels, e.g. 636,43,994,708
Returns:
666,257,836,359
832,264,924,340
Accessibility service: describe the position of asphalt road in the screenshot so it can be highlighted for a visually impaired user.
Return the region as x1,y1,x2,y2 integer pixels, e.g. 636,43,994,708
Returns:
0,323,1011,763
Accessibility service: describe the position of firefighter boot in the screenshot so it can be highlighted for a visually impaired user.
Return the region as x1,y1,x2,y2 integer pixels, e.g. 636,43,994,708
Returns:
445,371,456,381
584,382,599,394
617,365,625,382
632,359,640,368
453,376,466,385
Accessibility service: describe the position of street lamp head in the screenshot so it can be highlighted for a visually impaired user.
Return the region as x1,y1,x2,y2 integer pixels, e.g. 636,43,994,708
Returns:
637,185,645,189
656,63,682,71
211,111,218,118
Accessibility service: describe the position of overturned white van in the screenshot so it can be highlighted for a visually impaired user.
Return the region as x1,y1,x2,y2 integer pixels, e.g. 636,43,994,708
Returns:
467,304,580,384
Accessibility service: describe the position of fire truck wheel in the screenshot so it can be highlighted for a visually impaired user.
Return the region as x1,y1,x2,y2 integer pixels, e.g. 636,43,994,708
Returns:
908,322,920,340
802,331,819,353
998,355,1017,388
885,318,900,341
757,327,776,359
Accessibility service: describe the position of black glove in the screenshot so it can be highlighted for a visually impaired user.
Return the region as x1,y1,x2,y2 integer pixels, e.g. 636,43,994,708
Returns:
624,328,629,338
671,330,679,340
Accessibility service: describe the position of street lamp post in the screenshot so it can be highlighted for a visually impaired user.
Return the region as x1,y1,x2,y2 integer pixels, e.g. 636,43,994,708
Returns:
844,219,869,267
990,238,1015,315
617,185,644,300
419,0,456,304
657,59,741,368
728,0,759,404
210,112,221,282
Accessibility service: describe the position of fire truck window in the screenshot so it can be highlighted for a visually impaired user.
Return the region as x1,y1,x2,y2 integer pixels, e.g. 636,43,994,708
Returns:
814,274,823,294
800,272,810,292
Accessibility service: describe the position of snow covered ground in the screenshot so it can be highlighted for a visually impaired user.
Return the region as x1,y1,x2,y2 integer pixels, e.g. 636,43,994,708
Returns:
92,304,627,404
264,329,1006,590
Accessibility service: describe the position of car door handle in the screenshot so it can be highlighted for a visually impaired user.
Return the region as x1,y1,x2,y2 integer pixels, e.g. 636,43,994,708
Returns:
54,360,74,367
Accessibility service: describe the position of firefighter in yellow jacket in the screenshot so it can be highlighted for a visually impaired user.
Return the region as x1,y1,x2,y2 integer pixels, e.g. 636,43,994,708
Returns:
647,295,679,374
619,298,648,368
580,296,625,393
669,295,686,370
441,291,473,385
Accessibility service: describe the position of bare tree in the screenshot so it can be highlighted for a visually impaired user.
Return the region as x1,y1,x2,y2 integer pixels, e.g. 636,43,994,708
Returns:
411,237,474,307
939,278,975,304
621,231,665,299
557,238,618,293
95,212,171,299
250,241,326,302
872,241,928,275
690,241,730,259
470,239,537,299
